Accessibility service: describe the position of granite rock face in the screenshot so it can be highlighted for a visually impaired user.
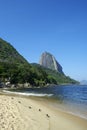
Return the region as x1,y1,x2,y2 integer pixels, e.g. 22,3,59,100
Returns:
39,52,64,74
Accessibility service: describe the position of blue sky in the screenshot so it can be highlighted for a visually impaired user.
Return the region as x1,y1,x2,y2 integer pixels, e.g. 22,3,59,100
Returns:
0,0,87,81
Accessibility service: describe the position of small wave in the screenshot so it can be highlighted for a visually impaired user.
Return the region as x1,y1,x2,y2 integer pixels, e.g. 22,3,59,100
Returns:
3,90,53,97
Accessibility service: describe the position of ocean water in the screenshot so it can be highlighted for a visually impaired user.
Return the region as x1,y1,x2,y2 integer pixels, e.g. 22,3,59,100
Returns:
3,85,87,120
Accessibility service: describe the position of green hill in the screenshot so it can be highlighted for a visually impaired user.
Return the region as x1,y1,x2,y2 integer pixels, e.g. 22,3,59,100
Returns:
0,38,28,64
31,63,79,85
0,38,57,87
0,38,78,87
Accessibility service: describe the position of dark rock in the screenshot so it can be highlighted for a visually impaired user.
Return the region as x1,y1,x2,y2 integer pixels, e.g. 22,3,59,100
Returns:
18,101,21,103
29,106,32,109
46,114,50,118
39,109,41,111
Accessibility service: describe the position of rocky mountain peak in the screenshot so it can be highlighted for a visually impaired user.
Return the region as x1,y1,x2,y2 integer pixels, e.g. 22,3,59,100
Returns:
39,52,64,74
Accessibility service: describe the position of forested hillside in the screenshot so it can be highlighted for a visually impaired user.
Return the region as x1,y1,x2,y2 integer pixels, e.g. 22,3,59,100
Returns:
0,38,78,87
32,63,79,84
0,38,57,87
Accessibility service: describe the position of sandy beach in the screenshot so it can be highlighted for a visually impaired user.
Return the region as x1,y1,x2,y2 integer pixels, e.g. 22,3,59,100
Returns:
0,94,87,130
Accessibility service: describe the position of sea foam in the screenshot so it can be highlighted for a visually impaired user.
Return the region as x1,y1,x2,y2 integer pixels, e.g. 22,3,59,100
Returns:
3,90,53,97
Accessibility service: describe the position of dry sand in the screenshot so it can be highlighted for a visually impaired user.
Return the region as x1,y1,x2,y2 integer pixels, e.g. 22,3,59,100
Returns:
0,94,87,130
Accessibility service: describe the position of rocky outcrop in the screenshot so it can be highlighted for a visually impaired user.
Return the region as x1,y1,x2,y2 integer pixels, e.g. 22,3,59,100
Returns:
39,52,64,74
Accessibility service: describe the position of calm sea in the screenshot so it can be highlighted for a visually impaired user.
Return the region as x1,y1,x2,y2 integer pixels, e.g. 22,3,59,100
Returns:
3,85,87,120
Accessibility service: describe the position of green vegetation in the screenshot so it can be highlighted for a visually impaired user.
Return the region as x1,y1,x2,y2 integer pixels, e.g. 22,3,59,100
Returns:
0,38,57,87
0,62,57,87
32,63,79,85
0,38,28,64
0,38,78,87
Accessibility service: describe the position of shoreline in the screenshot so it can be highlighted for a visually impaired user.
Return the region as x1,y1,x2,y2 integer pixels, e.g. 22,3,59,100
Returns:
2,89,87,120
0,92,87,130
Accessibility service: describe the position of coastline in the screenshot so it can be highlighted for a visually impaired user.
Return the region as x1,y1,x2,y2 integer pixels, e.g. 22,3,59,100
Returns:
0,92,87,130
